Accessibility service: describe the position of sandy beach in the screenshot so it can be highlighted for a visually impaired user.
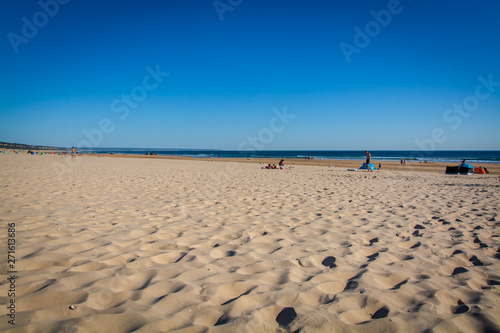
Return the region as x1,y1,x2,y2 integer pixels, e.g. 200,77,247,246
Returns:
1,153,499,332
88,154,500,174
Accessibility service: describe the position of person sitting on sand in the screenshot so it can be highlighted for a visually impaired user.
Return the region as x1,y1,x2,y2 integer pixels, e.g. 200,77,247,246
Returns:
279,159,285,167
478,166,490,174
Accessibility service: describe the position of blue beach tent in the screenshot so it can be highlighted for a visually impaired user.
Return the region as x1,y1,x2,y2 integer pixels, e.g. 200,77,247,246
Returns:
458,163,474,174
458,163,474,169
359,163,377,170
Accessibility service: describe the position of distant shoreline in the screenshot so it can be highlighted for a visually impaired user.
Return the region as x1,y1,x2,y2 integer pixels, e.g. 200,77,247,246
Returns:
78,149,500,164
80,153,500,174
3,145,499,168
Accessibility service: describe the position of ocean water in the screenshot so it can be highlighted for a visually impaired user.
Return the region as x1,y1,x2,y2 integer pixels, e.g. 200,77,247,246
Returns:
81,149,500,164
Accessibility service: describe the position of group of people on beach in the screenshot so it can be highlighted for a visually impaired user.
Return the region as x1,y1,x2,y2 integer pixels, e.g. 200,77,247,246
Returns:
264,153,377,172
262,159,290,170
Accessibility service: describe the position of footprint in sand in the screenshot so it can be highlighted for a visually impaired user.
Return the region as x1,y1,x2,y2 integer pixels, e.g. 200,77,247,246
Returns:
487,279,500,286
209,244,239,259
339,303,389,325
214,313,230,326
317,281,348,294
452,267,469,275
344,280,358,291
205,281,256,306
410,241,421,249
451,300,470,314
367,252,379,262
469,255,484,266
435,290,465,315
494,248,500,260
472,236,489,248
373,273,409,290
398,240,421,250
371,306,390,319
276,307,297,327
151,252,187,264
321,256,336,268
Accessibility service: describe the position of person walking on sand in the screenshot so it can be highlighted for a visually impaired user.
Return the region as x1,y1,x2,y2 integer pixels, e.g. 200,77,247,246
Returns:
365,151,373,171
71,146,76,157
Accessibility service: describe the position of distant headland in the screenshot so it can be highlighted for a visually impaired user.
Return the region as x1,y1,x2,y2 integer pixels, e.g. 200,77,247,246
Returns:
0,141,62,150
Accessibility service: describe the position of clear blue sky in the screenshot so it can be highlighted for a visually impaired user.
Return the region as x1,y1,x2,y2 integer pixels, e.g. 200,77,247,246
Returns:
1,0,499,150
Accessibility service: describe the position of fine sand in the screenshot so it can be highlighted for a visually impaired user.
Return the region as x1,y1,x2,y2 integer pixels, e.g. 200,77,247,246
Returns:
1,153,499,332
